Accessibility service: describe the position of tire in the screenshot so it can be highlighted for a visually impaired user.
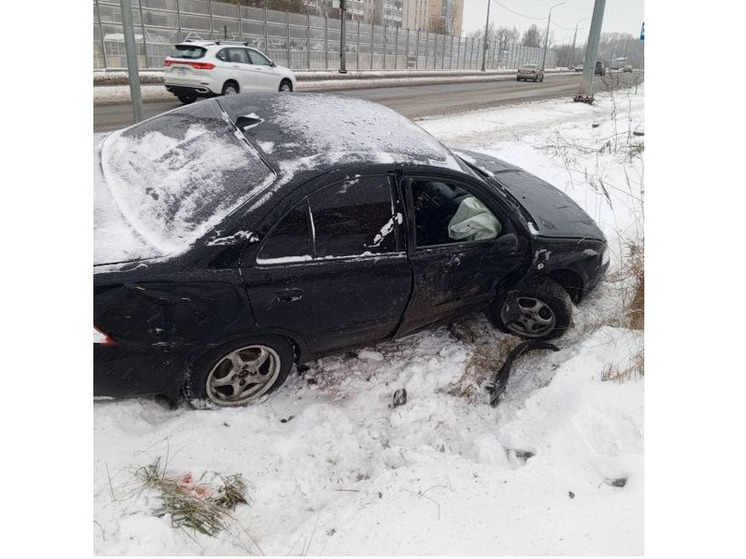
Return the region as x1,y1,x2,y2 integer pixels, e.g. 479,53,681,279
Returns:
491,277,573,340
177,94,196,104
279,79,293,92
540,75,544,82
222,81,239,96
187,336,295,407
516,76,521,81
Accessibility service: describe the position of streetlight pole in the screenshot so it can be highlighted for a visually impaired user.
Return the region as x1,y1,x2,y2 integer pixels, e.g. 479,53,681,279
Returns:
480,0,491,72
339,0,347,73
570,17,589,68
119,0,143,123
575,0,607,103
541,2,564,72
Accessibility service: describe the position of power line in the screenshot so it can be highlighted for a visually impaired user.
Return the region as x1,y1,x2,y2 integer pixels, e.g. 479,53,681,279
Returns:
489,0,546,21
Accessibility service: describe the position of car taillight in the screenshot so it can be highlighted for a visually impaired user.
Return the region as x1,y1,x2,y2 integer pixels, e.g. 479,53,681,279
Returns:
94,326,116,346
164,59,215,70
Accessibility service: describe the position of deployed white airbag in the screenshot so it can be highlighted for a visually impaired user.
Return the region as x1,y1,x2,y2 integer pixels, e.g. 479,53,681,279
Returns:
447,196,502,241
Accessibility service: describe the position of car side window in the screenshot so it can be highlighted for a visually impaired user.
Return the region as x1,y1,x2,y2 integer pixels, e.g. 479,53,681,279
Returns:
221,48,249,64
257,203,313,262
257,177,398,264
216,48,229,62
409,179,503,248
310,177,397,258
248,49,272,66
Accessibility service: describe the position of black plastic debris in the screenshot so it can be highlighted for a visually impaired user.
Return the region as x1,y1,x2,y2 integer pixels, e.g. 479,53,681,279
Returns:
568,491,575,499
605,477,628,488
393,388,408,407
485,341,559,406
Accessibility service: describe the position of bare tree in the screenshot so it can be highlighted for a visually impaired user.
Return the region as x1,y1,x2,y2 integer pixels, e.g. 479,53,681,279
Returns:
521,24,542,48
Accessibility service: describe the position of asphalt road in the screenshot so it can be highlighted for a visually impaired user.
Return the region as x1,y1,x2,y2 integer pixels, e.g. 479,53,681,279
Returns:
93,72,642,132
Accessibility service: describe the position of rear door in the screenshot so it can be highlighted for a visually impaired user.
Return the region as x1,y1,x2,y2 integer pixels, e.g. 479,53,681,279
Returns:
396,174,526,337
244,174,412,354
247,49,281,90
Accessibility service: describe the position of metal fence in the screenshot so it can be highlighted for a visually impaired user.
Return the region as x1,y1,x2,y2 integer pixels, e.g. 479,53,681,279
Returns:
94,0,557,72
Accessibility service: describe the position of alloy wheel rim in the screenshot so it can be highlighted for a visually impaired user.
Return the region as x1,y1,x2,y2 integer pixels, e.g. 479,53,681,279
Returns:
206,345,280,406
502,296,557,338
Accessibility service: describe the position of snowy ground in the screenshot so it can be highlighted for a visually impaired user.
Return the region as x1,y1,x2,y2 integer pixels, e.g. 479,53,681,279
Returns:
94,85,644,555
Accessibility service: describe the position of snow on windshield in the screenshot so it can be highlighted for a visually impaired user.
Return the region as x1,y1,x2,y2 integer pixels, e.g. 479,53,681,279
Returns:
99,103,274,256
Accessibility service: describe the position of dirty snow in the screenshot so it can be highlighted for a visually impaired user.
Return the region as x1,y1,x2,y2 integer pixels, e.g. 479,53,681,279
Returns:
94,87,644,555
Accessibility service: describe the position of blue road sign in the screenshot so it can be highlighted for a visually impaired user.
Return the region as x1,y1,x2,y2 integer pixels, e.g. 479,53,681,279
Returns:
640,22,644,41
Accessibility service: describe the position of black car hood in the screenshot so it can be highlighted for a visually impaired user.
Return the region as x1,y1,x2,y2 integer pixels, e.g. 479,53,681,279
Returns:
454,149,605,241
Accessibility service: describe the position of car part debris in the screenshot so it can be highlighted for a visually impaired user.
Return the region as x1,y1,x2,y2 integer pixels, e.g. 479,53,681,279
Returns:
393,388,407,407
485,340,559,406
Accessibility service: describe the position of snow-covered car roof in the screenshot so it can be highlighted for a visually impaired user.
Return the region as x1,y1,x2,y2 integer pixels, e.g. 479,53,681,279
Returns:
216,93,467,181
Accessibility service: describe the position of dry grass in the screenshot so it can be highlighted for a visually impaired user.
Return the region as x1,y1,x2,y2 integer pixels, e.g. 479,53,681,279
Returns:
601,349,644,383
133,457,249,537
447,318,520,400
625,241,644,330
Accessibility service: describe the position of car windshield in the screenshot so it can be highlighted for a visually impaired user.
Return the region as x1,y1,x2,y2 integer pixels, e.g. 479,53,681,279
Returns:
99,101,274,256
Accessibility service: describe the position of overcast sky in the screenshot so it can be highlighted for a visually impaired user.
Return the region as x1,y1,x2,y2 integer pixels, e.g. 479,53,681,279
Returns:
461,0,644,42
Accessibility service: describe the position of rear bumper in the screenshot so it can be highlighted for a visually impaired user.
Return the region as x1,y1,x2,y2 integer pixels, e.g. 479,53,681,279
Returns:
94,343,196,400
164,84,217,98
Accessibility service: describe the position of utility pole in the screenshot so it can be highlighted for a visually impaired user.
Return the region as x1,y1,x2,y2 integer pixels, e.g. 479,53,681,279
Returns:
339,0,347,73
541,2,564,71
119,0,143,123
480,0,491,72
570,18,589,68
574,0,606,103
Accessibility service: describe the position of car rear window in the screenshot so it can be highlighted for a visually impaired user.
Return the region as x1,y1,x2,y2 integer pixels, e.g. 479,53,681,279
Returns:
100,101,274,256
169,45,206,59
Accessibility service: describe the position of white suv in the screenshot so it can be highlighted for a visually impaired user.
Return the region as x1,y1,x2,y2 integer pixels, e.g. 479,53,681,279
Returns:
164,40,297,104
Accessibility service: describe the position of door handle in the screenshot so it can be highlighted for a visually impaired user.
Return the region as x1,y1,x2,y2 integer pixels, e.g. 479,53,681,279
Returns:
275,288,303,302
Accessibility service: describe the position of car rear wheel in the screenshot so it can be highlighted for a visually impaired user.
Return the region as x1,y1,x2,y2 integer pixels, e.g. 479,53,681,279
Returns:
187,336,295,407
516,77,521,81
492,277,573,340
222,81,239,95
279,79,293,92
177,94,196,104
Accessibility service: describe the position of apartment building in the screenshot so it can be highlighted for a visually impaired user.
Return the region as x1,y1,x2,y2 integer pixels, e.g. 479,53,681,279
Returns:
403,0,463,35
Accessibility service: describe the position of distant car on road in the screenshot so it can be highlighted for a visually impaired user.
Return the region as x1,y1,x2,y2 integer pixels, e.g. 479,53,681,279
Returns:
623,65,633,73
594,61,606,76
163,40,296,104
516,63,544,82
93,93,609,407
574,63,583,72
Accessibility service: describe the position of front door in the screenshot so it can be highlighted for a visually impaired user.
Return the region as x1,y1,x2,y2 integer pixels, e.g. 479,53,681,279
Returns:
244,175,412,354
397,174,525,337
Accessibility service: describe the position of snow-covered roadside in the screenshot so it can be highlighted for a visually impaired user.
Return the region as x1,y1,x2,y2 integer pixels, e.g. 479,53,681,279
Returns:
94,86,644,555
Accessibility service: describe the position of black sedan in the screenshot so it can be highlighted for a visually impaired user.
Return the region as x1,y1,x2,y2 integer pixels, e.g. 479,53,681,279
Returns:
94,93,608,407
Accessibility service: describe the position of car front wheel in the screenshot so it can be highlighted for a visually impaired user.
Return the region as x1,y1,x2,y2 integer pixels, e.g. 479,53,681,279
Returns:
187,336,295,407
279,79,293,92
492,277,573,340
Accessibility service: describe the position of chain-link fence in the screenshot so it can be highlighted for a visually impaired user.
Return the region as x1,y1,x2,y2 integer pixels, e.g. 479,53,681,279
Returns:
94,0,556,72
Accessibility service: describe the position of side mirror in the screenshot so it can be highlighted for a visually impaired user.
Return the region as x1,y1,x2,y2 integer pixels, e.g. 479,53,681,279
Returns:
494,233,518,251
269,61,276,67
